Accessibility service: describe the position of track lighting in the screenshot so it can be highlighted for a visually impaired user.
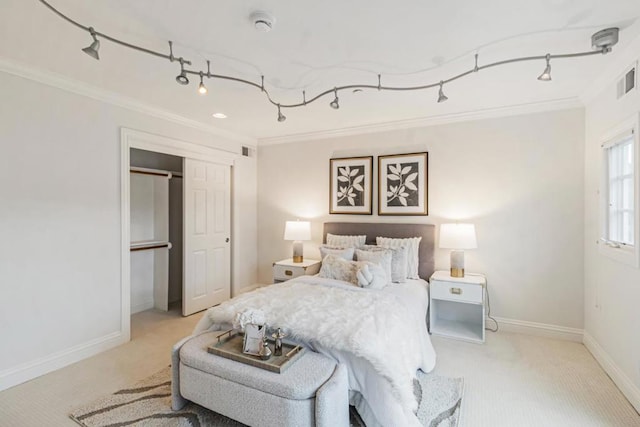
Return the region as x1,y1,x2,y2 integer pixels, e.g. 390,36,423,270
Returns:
82,27,100,60
176,60,189,85
330,88,340,109
39,0,620,121
198,72,207,94
437,81,448,103
277,104,286,122
537,54,552,81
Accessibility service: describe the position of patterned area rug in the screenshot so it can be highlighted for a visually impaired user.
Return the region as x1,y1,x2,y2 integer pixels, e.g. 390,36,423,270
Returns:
70,367,463,427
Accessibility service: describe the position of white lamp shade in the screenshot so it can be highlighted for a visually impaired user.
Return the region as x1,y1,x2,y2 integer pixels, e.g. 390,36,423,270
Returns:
439,223,477,249
284,221,311,241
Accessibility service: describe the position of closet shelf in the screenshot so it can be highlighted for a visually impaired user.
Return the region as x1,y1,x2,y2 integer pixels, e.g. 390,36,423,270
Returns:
130,240,172,252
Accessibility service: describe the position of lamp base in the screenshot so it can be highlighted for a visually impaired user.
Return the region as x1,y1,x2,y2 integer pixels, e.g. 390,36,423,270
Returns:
292,241,303,263
450,250,465,278
450,267,465,278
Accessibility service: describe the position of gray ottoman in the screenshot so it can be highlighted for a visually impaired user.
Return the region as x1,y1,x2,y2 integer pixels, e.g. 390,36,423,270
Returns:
171,332,349,427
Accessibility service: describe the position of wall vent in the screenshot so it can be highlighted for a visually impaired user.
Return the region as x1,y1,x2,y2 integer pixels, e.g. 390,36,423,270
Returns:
242,146,251,157
616,63,636,99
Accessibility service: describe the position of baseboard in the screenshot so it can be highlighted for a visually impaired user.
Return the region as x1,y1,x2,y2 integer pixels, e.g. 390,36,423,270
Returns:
492,316,584,342
0,331,126,392
131,299,155,314
583,332,640,413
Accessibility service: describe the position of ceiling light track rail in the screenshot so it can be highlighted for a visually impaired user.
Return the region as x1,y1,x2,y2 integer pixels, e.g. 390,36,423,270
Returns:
39,0,619,122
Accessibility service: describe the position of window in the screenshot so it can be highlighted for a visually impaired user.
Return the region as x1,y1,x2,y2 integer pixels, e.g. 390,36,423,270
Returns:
600,118,639,267
606,133,634,245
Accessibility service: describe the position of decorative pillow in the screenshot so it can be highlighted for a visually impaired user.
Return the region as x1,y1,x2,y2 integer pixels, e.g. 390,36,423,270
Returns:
376,236,422,279
318,254,359,285
356,262,388,290
319,245,355,261
326,233,366,248
355,249,392,284
359,245,407,283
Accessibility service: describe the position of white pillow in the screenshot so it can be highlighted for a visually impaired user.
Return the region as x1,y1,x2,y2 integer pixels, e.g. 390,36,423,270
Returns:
318,254,359,285
326,233,366,248
319,245,355,261
359,245,407,283
355,249,392,284
376,236,422,279
356,262,388,290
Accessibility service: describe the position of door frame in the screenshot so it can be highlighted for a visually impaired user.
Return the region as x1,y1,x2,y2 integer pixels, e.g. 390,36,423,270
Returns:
120,128,237,342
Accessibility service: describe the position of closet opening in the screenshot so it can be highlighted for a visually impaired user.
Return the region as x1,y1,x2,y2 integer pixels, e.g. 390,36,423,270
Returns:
130,148,183,315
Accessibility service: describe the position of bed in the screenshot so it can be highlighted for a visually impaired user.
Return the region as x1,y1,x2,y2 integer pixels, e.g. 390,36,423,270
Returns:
190,222,436,427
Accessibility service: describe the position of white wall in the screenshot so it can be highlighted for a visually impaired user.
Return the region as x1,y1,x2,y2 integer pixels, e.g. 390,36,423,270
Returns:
258,109,585,331
583,38,640,410
0,70,258,390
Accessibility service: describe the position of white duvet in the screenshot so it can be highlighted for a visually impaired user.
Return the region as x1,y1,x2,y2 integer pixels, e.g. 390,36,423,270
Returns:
193,276,436,427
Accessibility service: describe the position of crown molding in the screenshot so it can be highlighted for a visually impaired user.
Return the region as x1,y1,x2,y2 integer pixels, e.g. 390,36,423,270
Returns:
258,97,583,146
0,56,256,146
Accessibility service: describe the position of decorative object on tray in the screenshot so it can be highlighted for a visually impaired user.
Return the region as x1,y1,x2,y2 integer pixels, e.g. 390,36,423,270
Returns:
330,156,373,215
378,152,428,216
272,328,286,356
242,323,266,356
259,336,272,360
208,329,305,373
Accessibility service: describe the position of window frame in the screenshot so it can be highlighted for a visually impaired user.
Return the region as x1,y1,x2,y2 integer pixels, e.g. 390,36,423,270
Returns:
599,114,640,267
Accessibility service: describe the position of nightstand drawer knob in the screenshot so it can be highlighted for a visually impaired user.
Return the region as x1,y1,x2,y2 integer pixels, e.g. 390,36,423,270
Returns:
285,270,293,276
450,287,462,295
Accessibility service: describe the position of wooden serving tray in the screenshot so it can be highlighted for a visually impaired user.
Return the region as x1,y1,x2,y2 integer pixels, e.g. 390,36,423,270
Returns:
207,330,306,374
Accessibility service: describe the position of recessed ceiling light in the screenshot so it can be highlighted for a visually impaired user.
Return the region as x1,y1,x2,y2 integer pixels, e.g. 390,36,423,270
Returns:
212,113,227,119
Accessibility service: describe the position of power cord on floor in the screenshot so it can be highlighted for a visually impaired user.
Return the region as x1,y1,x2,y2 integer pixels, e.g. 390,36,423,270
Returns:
484,278,499,333
466,273,499,333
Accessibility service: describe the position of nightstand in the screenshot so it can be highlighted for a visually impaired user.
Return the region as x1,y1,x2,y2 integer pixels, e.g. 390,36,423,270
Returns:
272,259,321,283
429,270,486,343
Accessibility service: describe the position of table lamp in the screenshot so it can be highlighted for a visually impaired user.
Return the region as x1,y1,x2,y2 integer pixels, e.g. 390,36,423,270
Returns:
284,220,311,263
439,223,477,278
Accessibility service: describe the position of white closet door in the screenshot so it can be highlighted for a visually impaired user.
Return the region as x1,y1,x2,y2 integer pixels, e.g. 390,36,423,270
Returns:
183,159,231,316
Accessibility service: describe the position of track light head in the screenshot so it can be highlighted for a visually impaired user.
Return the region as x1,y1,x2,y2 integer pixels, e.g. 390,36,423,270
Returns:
176,61,189,85
537,54,552,81
330,88,340,109
437,81,448,103
82,27,100,60
277,104,286,122
198,72,207,94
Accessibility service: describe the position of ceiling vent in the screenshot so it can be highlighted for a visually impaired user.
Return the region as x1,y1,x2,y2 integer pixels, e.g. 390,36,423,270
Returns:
616,63,636,100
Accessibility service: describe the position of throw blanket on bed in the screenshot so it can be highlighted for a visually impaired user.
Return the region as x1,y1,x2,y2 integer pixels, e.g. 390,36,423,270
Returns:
194,276,423,414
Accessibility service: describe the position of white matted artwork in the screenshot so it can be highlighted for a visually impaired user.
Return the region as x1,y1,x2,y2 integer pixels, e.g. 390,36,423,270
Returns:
330,156,373,215
378,152,428,216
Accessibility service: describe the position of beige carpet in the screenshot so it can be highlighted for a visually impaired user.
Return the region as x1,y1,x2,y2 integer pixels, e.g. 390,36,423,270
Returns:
1,308,639,426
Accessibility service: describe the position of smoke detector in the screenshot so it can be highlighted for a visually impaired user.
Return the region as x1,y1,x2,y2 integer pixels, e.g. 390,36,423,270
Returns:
250,11,275,32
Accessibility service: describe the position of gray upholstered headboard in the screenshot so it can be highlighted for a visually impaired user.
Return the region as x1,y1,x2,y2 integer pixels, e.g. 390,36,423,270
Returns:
323,222,435,280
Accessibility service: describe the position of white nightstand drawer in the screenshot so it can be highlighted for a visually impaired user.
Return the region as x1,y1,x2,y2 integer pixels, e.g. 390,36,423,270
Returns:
272,259,321,283
273,264,305,281
430,280,483,304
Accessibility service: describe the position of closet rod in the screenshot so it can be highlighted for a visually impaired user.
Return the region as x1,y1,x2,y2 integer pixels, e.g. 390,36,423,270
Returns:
130,166,181,178
131,169,170,177
130,241,172,252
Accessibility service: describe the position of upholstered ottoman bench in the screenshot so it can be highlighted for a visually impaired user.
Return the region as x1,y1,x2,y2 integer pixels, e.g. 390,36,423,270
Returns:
171,331,349,427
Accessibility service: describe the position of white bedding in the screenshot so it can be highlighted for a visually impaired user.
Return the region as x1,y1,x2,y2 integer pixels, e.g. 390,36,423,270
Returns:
193,276,436,427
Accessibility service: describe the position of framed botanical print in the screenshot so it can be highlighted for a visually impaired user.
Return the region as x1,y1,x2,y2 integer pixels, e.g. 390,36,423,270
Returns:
378,152,428,216
329,156,373,214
